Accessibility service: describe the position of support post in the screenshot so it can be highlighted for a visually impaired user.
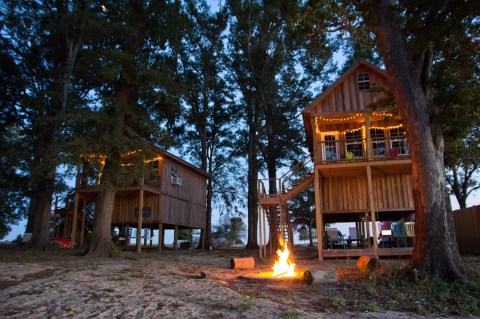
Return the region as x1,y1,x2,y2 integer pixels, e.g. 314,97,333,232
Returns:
314,167,324,260
258,205,263,258
136,179,144,254
174,225,178,251
71,193,79,249
190,228,194,249
158,223,163,252
366,166,379,256
366,113,372,161
150,227,153,247
80,199,86,246
262,207,267,257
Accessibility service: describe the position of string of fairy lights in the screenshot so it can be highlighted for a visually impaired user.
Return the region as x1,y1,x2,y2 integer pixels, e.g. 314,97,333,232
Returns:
315,112,404,134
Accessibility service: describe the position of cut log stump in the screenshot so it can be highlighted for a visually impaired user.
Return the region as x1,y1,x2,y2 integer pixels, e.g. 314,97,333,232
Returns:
356,256,380,274
303,269,338,285
230,257,255,270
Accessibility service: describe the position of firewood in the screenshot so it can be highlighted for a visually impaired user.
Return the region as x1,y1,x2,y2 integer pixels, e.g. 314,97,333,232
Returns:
356,255,380,273
229,257,255,270
303,269,338,285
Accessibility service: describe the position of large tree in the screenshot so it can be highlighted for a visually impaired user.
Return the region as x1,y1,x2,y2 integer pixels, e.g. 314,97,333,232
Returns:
227,0,334,249
1,0,89,249
179,0,244,249
361,0,478,281
445,125,480,209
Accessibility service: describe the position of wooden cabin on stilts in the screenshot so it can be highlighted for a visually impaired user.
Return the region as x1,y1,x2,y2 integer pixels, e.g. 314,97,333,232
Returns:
258,61,416,259
53,147,209,252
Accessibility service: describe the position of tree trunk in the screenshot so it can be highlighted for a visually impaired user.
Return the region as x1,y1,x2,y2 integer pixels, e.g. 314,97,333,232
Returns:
246,105,259,249
86,189,115,258
202,177,214,249
30,129,56,250
25,195,37,234
373,0,465,281
31,192,54,250
266,155,280,251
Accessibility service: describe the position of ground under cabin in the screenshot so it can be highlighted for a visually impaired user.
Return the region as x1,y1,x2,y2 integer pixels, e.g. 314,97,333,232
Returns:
52,148,209,251
258,61,415,260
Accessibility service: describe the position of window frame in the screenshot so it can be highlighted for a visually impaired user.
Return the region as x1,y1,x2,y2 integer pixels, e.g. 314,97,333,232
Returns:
345,129,364,158
357,72,371,91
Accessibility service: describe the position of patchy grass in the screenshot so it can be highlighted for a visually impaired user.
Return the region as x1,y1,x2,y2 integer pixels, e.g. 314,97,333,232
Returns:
281,308,301,319
337,262,480,316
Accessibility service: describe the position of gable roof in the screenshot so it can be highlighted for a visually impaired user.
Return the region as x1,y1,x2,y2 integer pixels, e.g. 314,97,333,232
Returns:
302,61,389,152
157,148,210,178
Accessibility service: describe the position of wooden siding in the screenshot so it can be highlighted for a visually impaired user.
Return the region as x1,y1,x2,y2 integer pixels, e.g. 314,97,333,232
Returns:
161,157,207,229
313,65,390,115
319,172,413,213
112,193,160,225
371,174,414,210
321,176,369,212
162,196,206,228
454,205,480,254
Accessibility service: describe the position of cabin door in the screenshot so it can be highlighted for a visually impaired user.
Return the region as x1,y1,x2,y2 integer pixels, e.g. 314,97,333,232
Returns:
321,133,339,161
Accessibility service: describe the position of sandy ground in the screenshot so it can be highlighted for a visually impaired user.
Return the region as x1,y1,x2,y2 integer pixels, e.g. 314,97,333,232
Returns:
0,246,474,319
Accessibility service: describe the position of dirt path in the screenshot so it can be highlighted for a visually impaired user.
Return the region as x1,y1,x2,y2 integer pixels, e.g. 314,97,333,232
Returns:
0,247,475,318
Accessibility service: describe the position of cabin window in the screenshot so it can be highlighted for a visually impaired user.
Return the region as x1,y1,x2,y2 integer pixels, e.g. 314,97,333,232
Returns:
322,133,338,161
370,128,386,157
357,72,370,91
390,127,409,155
171,163,177,178
345,130,364,158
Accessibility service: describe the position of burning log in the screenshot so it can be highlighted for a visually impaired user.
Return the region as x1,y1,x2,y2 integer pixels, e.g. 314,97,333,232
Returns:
230,257,255,270
303,269,338,285
356,256,380,274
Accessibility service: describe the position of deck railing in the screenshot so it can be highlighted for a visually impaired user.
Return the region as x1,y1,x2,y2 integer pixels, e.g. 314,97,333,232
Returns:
315,136,409,163
79,171,161,190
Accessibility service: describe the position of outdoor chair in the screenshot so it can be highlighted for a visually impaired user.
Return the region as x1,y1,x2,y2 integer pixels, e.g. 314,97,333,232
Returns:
391,221,406,247
325,228,346,249
389,148,399,157
378,222,392,247
405,222,415,237
349,227,362,248
405,221,415,247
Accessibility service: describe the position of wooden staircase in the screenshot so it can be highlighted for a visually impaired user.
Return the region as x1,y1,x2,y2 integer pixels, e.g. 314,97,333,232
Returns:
258,156,314,251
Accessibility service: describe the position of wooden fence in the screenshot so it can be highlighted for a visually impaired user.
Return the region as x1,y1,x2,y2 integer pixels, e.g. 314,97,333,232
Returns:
454,205,480,255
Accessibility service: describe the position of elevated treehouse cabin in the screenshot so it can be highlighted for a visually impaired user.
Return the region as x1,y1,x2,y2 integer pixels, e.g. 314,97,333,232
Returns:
258,61,415,259
52,148,209,251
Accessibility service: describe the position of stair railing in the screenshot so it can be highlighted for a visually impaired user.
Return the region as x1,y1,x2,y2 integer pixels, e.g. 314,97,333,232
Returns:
280,155,313,193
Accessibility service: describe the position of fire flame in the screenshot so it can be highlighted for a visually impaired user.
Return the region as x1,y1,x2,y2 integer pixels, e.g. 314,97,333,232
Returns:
272,237,296,277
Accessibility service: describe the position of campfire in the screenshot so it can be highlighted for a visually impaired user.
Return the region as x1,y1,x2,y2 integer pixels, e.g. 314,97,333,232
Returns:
248,237,300,279
272,237,297,277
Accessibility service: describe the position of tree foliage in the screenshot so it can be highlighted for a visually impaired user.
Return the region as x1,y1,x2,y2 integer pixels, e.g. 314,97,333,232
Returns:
212,216,246,245
179,0,244,249
289,186,316,246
